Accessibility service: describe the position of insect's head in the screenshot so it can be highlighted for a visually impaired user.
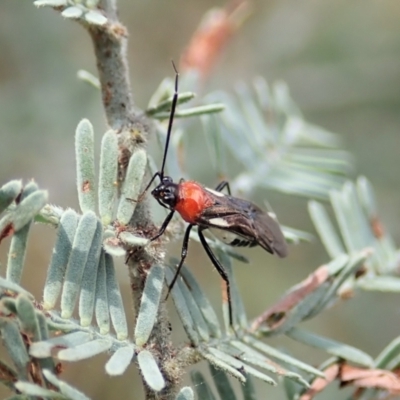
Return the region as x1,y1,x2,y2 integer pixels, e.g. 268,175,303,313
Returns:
151,176,179,209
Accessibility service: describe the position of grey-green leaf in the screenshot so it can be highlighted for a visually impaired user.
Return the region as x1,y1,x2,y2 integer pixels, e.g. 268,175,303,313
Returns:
287,327,373,367
216,250,247,330
105,345,135,376
116,148,147,225
209,364,237,400
58,339,112,361
164,266,198,345
0,277,33,300
374,335,400,368
77,70,100,89
282,225,314,244
201,351,246,383
119,231,149,247
1,320,30,380
175,387,194,400
16,190,48,230
241,374,257,400
176,274,210,342
147,92,196,116
16,295,39,339
308,200,345,259
283,376,301,400
153,103,225,119
1,298,17,315
201,114,226,175
61,211,98,319
35,203,64,226
62,6,84,19
6,222,30,284
14,381,65,398
79,219,103,326
135,265,165,346
179,264,221,338
137,349,165,392
30,332,92,358
243,335,325,378
265,281,330,336
95,251,110,334
43,209,79,310
43,369,91,400
244,364,277,386
98,130,118,225
84,10,107,25
0,180,22,213
34,0,67,6
147,77,173,110
5,182,38,283
307,250,369,318
357,176,377,217
75,118,96,213
0,190,47,235
105,254,128,340
207,347,244,371
34,311,55,372
0,360,17,390
190,371,217,400
229,340,309,387
357,276,400,292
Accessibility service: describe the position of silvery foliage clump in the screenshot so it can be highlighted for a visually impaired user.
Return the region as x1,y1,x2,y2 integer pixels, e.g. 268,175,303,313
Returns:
34,0,108,26
1,4,400,400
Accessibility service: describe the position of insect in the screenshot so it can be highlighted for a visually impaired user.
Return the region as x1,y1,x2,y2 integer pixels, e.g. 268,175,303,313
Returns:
144,64,288,327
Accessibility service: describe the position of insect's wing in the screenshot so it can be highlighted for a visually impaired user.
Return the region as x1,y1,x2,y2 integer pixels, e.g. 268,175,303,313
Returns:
250,207,288,258
197,193,288,258
209,210,288,258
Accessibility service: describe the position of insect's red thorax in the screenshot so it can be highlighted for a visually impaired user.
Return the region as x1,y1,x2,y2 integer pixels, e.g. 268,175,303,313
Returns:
175,181,214,224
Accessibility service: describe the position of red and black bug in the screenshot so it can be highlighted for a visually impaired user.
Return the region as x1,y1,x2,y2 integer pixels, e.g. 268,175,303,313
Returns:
144,65,288,326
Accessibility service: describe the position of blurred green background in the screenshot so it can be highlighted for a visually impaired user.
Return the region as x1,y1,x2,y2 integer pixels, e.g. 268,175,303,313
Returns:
1,0,400,399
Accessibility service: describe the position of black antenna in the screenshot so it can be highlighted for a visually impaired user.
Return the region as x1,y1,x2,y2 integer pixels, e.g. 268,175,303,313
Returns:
159,61,179,178
135,62,179,199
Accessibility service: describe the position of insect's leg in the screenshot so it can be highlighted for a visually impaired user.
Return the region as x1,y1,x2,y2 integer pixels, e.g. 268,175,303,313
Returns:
150,210,175,241
143,171,161,193
155,198,170,210
215,180,231,195
166,224,193,298
198,227,234,328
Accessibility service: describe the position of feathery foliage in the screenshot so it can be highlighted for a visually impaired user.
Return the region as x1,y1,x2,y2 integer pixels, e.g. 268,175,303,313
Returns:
1,1,399,400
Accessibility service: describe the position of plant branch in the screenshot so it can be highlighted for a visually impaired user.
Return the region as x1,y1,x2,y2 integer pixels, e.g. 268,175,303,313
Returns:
86,3,138,131
83,2,181,398
98,0,117,21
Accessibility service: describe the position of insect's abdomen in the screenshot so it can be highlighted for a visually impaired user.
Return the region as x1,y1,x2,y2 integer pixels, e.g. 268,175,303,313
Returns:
230,238,258,248
209,227,257,248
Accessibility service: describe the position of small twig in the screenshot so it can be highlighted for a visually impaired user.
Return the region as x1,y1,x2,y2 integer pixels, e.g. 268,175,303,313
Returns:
87,21,137,130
